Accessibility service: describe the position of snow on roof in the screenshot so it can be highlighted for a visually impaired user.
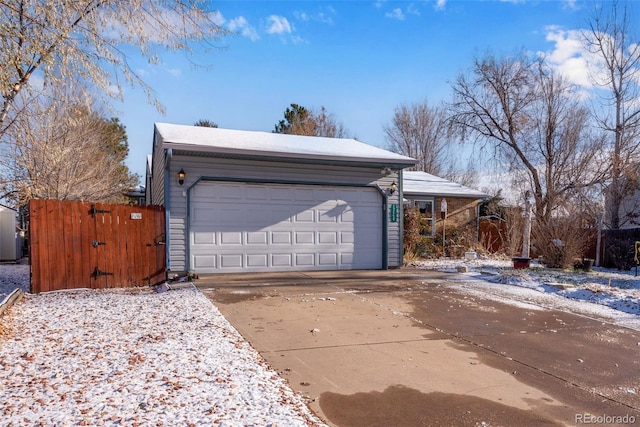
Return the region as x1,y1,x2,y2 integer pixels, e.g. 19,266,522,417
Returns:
403,171,489,199
154,123,417,167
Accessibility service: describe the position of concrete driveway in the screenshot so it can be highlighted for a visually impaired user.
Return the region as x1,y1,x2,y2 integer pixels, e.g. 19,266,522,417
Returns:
198,269,640,427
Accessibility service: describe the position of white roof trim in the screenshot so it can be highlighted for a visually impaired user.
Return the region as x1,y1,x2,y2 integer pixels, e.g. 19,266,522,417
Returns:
403,171,489,199
154,123,416,167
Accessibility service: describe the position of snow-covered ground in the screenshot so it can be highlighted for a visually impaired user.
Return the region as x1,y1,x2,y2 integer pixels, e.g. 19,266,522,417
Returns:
1,258,639,426
0,264,325,427
413,258,640,330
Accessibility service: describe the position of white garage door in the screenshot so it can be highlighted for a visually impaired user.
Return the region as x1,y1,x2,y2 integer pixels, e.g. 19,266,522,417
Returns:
189,182,382,273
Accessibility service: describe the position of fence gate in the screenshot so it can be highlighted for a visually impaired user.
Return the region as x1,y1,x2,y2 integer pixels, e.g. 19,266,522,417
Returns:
29,199,166,293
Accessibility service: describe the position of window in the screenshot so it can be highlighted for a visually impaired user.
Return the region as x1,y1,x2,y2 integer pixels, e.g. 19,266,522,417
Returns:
414,199,435,236
416,200,433,215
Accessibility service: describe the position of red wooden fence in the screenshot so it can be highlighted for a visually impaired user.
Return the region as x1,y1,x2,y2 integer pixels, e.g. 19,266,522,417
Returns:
29,199,166,293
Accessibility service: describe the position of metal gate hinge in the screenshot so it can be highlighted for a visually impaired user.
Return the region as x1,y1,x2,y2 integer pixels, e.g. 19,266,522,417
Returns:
93,267,114,278
89,204,111,217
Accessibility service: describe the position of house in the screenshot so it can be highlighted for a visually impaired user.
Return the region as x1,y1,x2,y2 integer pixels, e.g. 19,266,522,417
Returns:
126,185,146,205
147,123,416,275
402,171,489,239
0,204,21,262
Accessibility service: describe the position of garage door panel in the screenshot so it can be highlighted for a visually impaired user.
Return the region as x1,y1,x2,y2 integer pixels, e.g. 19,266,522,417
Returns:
193,254,217,269
193,207,217,223
294,210,315,222
190,182,382,273
295,253,315,266
271,232,292,244
294,189,315,201
193,232,216,245
247,231,268,244
359,209,381,224
217,184,244,200
271,207,294,223
319,209,339,222
271,187,293,200
295,232,315,244
246,210,267,226
318,253,338,266
220,232,242,245
219,208,244,225
341,232,354,244
220,254,243,268
247,254,268,267
272,254,292,267
318,232,337,244
340,208,355,223
245,185,268,200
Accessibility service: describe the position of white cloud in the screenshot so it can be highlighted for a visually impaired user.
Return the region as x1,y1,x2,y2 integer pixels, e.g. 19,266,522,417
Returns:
228,16,260,41
542,28,602,89
374,1,387,9
291,35,309,45
267,15,292,35
211,10,225,26
294,8,334,25
435,0,446,11
27,74,45,91
407,3,421,16
561,0,579,10
385,8,405,20
294,11,309,21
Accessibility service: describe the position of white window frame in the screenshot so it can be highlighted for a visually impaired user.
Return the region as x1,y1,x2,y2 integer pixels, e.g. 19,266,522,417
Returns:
414,198,436,237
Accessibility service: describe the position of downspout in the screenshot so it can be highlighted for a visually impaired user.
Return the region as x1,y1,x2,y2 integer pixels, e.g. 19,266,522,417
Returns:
374,184,389,270
183,176,204,273
398,169,405,266
164,148,172,272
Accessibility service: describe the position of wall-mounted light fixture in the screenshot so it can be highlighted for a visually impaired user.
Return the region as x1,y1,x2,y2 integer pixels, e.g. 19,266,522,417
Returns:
388,181,397,195
177,168,185,186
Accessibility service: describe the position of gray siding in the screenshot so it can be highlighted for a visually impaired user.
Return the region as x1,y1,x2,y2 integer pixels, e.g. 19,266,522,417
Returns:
150,130,166,206
167,155,403,272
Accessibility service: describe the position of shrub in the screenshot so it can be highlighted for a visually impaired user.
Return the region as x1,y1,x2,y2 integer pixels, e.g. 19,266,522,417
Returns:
533,217,594,269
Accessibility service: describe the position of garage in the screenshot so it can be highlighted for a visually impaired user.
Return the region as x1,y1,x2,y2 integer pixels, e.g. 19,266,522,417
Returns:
189,181,382,273
148,123,416,275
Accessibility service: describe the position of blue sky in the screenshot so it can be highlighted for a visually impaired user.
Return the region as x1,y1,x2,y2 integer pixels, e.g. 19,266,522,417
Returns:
117,0,601,181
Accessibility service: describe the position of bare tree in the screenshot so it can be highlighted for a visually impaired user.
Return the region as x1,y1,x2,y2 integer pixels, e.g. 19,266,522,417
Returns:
582,0,640,229
0,91,138,207
384,101,450,175
274,103,349,138
314,106,348,138
0,0,228,137
450,52,606,224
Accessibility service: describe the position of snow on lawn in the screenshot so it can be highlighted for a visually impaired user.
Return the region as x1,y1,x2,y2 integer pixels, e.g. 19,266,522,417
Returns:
0,267,325,426
413,258,640,325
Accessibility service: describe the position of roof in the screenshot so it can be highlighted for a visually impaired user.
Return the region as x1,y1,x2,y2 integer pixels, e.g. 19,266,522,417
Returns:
403,171,489,199
154,123,416,168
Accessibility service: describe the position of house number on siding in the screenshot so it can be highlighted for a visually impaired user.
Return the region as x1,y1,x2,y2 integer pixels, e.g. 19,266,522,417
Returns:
131,213,142,220
390,204,398,223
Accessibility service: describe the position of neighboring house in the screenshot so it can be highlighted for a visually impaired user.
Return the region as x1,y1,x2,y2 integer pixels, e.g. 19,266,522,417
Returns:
0,204,21,262
402,171,489,238
126,185,146,205
607,187,640,230
148,123,416,275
